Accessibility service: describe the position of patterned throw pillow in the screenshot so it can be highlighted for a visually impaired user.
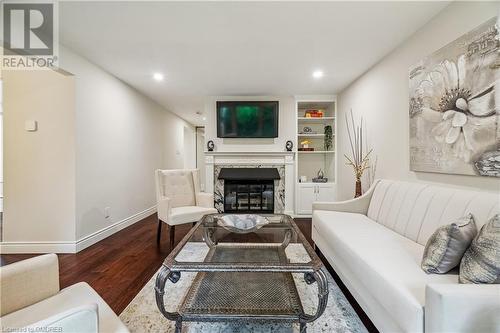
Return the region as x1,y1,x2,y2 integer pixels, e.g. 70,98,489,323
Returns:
459,214,500,284
421,214,477,274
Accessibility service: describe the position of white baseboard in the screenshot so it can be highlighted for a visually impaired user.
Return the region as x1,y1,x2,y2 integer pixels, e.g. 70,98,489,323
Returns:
0,241,77,254
0,206,157,254
292,214,312,218
75,205,157,252
284,210,294,216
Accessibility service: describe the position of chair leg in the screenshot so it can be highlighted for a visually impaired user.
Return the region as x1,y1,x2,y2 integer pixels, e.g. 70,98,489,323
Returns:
157,219,162,245
169,225,176,251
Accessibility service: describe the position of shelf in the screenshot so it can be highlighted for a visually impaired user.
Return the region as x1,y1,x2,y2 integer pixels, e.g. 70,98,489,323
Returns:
297,151,335,154
297,117,335,121
297,133,325,137
297,182,335,185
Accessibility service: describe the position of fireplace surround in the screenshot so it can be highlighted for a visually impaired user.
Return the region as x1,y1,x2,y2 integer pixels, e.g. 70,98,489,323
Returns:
204,152,294,215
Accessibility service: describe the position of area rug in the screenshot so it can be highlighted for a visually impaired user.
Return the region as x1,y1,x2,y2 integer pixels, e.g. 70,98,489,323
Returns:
120,243,367,333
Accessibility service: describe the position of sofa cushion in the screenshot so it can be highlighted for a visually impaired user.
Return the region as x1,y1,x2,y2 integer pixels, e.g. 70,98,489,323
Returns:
170,206,218,225
366,180,499,246
313,210,457,332
460,214,500,284
25,304,99,333
421,213,477,274
1,282,129,333
0,253,59,316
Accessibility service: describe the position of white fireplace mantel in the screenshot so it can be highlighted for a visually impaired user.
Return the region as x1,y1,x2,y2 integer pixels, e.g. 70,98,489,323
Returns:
204,151,295,214
205,151,294,156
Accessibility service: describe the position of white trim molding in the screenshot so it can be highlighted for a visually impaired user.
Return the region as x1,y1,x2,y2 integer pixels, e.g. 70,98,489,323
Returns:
0,241,76,254
0,206,157,254
75,205,157,252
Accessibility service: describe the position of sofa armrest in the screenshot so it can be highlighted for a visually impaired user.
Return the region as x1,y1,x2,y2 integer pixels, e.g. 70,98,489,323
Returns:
196,192,214,208
425,283,500,333
312,180,379,215
0,254,60,316
157,196,171,222
25,304,99,333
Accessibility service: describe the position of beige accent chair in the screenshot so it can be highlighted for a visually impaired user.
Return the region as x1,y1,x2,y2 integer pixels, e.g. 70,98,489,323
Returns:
155,169,217,249
0,254,128,333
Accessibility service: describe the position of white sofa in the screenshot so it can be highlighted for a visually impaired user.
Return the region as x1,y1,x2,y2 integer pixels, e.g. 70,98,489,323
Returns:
0,254,129,333
312,179,500,333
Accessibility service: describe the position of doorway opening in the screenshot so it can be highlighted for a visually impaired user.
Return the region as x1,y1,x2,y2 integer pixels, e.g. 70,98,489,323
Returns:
195,127,205,191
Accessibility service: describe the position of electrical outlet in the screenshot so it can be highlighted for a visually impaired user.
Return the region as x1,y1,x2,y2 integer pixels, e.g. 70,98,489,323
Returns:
104,207,111,219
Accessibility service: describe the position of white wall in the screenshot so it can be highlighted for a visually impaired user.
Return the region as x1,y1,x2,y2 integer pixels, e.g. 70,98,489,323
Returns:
161,111,195,171
337,2,499,200
196,127,206,191
204,96,296,152
1,48,196,253
0,80,3,215
60,47,195,243
183,125,196,169
2,69,77,251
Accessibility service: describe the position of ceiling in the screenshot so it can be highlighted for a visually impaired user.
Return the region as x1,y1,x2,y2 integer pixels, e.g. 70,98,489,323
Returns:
59,1,449,125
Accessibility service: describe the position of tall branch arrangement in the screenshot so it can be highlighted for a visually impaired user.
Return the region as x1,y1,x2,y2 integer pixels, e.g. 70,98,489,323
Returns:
364,119,377,188
345,110,372,181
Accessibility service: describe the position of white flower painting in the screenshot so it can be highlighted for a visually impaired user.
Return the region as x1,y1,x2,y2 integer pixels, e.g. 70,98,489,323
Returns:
409,17,499,177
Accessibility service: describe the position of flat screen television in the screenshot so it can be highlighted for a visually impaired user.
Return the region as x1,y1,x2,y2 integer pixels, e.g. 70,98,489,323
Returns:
217,101,279,138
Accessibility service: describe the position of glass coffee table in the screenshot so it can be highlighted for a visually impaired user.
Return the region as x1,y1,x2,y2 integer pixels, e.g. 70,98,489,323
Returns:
155,214,328,333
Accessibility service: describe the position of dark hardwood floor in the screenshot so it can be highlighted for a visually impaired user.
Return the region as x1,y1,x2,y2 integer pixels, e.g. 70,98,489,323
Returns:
0,215,313,314
0,215,376,332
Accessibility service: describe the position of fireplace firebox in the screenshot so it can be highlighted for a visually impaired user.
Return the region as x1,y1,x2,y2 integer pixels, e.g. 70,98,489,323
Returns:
218,168,280,213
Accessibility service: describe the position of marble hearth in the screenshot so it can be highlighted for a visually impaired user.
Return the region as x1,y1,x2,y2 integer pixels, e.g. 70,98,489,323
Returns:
205,152,295,214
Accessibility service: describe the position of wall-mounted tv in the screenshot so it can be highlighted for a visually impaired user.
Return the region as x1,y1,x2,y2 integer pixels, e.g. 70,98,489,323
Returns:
217,101,279,138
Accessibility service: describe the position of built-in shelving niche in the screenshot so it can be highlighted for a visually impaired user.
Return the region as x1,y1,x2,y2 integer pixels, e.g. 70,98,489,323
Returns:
295,99,337,215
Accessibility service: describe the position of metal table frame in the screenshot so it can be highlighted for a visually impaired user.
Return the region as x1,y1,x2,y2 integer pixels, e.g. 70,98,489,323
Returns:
155,214,328,333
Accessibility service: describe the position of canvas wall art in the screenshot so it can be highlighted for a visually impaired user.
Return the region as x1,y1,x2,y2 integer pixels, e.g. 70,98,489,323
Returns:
409,17,499,177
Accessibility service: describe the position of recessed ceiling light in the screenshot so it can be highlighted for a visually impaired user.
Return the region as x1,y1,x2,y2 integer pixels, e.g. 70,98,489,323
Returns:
202,116,207,121
312,70,324,79
153,73,164,81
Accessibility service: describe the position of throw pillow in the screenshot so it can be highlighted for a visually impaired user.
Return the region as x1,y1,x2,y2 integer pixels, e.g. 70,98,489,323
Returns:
421,214,477,274
459,214,500,284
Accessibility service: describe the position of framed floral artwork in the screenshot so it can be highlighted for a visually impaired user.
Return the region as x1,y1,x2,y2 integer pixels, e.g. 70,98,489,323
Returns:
409,17,498,177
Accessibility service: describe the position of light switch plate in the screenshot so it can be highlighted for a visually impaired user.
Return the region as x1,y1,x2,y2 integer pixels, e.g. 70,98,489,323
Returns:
25,120,38,131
